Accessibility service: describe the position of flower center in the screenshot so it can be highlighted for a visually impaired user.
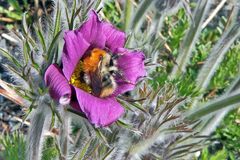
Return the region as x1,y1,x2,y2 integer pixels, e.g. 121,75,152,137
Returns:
69,48,118,98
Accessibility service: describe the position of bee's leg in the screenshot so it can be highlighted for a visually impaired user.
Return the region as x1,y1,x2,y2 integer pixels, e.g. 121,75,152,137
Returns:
113,71,135,85
83,73,91,85
110,70,120,77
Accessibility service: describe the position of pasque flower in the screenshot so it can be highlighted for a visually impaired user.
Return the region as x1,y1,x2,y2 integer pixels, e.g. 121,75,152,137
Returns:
44,10,145,127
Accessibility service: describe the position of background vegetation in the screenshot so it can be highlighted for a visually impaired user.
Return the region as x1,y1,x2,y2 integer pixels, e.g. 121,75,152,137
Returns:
0,0,240,159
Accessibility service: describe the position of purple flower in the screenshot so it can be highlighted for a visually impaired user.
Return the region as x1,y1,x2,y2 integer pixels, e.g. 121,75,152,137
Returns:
44,10,146,127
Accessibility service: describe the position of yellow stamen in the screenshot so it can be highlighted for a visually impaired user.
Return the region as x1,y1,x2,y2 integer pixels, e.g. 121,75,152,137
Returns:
69,61,91,93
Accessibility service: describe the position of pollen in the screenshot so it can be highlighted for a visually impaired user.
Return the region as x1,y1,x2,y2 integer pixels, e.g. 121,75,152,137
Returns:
83,48,106,73
69,61,92,93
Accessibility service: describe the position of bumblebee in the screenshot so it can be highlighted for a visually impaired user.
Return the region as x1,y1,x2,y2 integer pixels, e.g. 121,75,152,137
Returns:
70,48,122,98
85,50,119,98
69,48,118,98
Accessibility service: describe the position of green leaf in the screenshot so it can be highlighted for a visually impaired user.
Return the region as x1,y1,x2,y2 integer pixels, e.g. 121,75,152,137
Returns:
47,30,62,64
0,48,22,68
116,120,142,135
7,0,22,13
171,0,211,76
94,0,102,10
23,0,28,9
130,0,154,30
41,137,58,160
29,51,40,71
22,13,37,48
0,6,22,20
94,128,109,147
65,7,71,29
210,149,227,160
102,147,115,160
69,0,77,30
53,2,62,37
78,138,92,160
36,27,47,53
23,40,30,65
186,92,240,120
73,6,82,20
196,23,240,91
0,132,26,160
128,101,148,114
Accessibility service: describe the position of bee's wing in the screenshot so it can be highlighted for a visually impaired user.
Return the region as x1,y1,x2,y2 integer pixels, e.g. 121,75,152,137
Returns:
89,60,103,96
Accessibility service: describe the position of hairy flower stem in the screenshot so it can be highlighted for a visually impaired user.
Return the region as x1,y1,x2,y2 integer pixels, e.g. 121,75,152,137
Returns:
59,107,70,160
27,96,51,160
124,0,133,31
127,129,166,158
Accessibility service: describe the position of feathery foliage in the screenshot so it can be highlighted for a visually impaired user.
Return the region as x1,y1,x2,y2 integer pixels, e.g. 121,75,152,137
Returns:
0,0,240,159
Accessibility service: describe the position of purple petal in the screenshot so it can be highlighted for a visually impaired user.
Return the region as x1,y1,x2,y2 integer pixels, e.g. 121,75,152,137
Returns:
114,49,146,95
62,30,90,80
74,87,124,127
102,22,126,52
78,10,106,49
44,64,71,104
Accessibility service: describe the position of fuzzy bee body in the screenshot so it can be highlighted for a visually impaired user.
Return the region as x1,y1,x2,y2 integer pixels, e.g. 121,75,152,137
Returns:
70,48,124,98
83,51,119,98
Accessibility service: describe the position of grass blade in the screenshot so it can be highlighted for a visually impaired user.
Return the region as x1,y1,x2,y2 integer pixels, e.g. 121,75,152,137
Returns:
186,91,240,121
53,2,62,37
130,0,154,30
36,27,47,53
47,30,62,64
102,147,115,160
196,24,240,91
171,0,211,76
94,128,109,147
